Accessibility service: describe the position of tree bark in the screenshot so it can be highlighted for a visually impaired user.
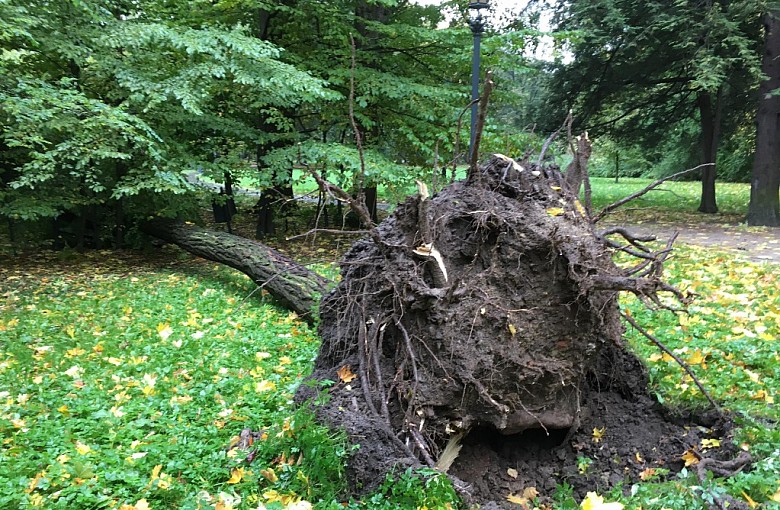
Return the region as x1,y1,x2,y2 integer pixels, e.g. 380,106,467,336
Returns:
748,11,780,227
142,219,329,323
697,91,721,214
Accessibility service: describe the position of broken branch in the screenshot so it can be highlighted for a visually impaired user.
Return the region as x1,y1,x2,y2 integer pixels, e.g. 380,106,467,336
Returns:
592,164,715,223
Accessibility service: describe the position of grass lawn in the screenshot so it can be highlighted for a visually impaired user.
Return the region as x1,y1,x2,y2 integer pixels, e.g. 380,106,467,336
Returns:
1,175,777,509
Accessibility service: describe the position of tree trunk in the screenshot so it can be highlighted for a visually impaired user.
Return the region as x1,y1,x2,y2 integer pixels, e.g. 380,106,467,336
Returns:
748,11,780,227
697,91,721,213
142,219,328,323
364,185,379,224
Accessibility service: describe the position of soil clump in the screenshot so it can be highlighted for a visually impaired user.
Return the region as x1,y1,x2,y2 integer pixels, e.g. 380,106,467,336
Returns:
296,155,746,507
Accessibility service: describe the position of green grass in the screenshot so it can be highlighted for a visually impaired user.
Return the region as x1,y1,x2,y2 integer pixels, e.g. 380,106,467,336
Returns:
1,243,778,509
589,177,750,222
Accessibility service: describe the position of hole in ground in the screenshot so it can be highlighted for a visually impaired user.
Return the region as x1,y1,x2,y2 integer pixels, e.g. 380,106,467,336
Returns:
449,425,576,501
460,425,570,460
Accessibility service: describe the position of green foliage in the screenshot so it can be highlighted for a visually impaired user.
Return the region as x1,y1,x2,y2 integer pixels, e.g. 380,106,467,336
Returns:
0,0,330,234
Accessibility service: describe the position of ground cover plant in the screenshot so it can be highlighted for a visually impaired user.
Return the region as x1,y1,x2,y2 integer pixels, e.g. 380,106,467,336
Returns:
1,207,778,509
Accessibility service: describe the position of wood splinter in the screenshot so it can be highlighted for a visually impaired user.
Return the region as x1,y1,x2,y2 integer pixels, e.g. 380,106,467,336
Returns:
414,180,448,287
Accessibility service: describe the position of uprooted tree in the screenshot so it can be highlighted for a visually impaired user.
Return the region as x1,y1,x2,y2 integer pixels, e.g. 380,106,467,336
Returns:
144,154,750,508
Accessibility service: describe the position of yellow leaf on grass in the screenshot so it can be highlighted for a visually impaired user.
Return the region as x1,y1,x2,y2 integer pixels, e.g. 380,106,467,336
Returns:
771,487,780,502
227,467,245,484
121,500,150,510
256,380,276,393
156,323,173,341
66,347,86,357
741,491,759,509
546,207,565,217
686,350,706,365
751,390,774,403
337,365,357,383
279,356,292,365
260,467,278,483
580,491,624,510
75,441,91,455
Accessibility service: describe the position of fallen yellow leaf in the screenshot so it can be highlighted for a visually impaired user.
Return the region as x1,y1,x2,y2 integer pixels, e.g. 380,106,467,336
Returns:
260,467,278,483
639,467,656,480
580,491,624,510
741,490,758,509
681,448,699,466
700,438,721,450
156,323,173,341
592,427,605,443
336,365,357,383
75,441,91,455
507,467,518,478
506,493,529,506
508,324,517,337
256,380,276,393
522,486,539,499
227,467,245,484
546,207,565,217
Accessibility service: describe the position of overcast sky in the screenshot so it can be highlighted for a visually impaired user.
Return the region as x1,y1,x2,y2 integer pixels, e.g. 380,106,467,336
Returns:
411,0,528,27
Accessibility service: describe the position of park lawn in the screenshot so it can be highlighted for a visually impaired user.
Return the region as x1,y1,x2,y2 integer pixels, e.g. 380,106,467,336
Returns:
206,168,753,225
0,243,778,509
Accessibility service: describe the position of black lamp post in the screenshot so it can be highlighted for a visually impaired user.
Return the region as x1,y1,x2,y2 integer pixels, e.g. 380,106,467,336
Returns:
468,1,489,164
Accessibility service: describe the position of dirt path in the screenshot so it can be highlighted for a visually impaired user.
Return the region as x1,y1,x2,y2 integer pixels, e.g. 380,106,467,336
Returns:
603,221,780,264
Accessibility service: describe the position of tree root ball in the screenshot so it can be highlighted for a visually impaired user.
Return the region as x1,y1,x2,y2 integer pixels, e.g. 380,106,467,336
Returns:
296,155,744,506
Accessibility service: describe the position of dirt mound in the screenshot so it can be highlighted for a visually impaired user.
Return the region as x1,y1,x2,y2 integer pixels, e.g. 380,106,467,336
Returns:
296,155,745,507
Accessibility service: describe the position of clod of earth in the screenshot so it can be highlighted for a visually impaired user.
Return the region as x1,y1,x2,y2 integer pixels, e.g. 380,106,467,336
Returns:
296,155,750,508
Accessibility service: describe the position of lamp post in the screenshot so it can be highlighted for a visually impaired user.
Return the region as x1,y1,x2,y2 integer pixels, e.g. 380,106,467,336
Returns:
468,1,489,164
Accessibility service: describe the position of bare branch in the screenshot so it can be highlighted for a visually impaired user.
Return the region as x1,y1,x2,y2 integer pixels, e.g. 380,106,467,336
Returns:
468,71,495,177
537,110,572,166
621,312,721,413
592,164,714,223
452,99,479,183
285,228,369,241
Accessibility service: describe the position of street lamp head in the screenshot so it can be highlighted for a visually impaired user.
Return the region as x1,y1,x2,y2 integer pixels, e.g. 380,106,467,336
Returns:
468,1,490,10
468,1,489,35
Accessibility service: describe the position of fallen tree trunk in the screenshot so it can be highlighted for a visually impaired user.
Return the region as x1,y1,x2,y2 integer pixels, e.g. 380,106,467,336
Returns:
141,218,328,323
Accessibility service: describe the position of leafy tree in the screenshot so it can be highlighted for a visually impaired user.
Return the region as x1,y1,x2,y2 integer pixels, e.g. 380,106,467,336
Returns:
544,0,764,212
0,0,328,246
